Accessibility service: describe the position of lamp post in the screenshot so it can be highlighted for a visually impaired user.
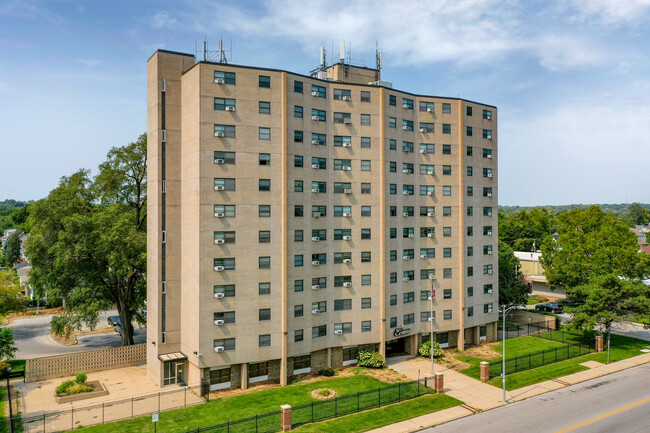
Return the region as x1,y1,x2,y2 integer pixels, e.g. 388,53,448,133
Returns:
6,366,14,433
501,305,517,403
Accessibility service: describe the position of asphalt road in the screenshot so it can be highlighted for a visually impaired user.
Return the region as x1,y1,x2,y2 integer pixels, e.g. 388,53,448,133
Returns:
8,309,146,359
422,363,650,433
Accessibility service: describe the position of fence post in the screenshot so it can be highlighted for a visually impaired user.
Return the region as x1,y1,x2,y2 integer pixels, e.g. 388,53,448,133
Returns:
357,392,360,412
335,397,338,416
398,382,401,402
43,413,46,433
529,353,531,369
515,356,518,373
542,350,545,366
418,378,420,395
378,387,381,407
555,347,558,362
256,414,258,433
71,406,74,431
311,401,314,422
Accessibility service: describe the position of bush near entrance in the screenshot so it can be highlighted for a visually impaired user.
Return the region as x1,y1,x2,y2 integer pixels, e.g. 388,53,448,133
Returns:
418,341,443,358
357,351,386,368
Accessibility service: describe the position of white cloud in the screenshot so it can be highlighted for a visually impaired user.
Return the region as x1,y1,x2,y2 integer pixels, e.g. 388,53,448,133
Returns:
533,34,607,70
566,0,650,26
78,58,103,68
0,0,65,27
150,11,177,29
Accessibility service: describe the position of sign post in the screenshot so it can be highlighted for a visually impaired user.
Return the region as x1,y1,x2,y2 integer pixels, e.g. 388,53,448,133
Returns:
152,413,159,433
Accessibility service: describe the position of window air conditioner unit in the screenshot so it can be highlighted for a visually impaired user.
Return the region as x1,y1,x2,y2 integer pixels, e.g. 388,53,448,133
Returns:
215,78,225,84
311,115,320,121
427,107,434,113
343,282,352,287
420,149,427,154
487,154,493,159
403,147,411,152
487,250,493,255
225,106,235,111
312,310,321,314
486,114,492,120
408,233,414,238
488,288,494,294
487,173,494,178
215,185,225,191
312,285,320,290
419,128,427,132
312,164,320,169
488,269,493,275
402,126,409,130
403,169,411,174
427,191,435,196
427,170,435,175
214,320,225,326
487,231,493,236
215,131,225,137
403,255,411,260
311,91,319,96
343,118,352,124
429,274,436,280
487,193,492,197
421,254,428,259
334,330,343,335
343,212,351,217
312,237,320,242
312,139,320,145
344,188,352,194
403,277,410,282
214,266,225,272
402,104,409,108
312,261,320,266
342,95,351,101
215,158,225,164
487,212,493,217
215,239,225,245
343,235,352,241
427,233,435,238
214,292,225,299
312,188,320,193
488,307,493,313
343,259,352,264
342,142,351,148
403,212,409,217
343,166,351,171
215,212,225,218
427,212,435,216
214,346,225,352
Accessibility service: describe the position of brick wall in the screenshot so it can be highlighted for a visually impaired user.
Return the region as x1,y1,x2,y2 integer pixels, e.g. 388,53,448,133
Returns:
330,347,343,368
25,344,146,382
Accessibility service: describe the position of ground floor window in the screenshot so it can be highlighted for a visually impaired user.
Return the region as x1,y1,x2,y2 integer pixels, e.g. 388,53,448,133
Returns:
249,362,268,378
480,325,487,340
163,360,185,386
209,367,231,390
293,355,311,371
437,332,449,344
342,346,358,363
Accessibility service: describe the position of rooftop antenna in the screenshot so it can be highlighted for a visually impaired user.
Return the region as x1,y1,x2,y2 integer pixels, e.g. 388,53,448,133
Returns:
202,38,208,62
320,46,327,69
376,41,382,70
194,36,232,63
339,40,345,64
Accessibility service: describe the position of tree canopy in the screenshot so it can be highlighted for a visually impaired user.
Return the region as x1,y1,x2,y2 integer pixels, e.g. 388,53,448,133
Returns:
498,241,531,307
0,270,27,315
540,206,648,290
3,231,23,267
0,327,18,361
499,207,557,252
27,134,147,345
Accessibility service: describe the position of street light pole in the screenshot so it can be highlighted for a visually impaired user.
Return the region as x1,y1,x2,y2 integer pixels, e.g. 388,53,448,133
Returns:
501,305,515,404
430,286,434,375
6,367,14,433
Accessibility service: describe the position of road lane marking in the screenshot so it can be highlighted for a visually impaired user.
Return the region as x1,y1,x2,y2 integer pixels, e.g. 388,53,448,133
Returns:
555,396,650,433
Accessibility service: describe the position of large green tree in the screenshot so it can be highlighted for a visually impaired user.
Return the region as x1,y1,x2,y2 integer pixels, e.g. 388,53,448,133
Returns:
627,203,649,226
27,134,147,345
498,241,531,307
499,207,557,252
0,270,27,315
3,231,22,266
540,206,648,290
568,274,650,342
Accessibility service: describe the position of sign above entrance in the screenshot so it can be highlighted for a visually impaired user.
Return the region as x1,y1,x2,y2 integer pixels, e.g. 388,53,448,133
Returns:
393,327,411,337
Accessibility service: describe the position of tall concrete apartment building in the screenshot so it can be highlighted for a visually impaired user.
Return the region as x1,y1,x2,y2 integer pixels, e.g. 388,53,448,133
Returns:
147,49,499,390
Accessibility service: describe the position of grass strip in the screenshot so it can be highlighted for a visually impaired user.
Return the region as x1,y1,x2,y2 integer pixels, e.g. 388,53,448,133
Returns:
294,394,463,433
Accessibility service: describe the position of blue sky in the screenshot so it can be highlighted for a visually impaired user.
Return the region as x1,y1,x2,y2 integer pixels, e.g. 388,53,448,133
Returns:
2,0,650,205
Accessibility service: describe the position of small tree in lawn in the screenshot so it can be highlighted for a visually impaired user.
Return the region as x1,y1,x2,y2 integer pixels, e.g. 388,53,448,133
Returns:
0,327,18,361
568,274,650,355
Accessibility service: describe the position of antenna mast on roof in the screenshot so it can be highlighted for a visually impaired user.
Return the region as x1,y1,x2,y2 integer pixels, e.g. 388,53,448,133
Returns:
376,41,382,71
194,36,232,63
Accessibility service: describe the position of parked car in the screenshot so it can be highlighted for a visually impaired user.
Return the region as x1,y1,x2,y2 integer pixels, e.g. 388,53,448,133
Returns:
107,315,121,327
535,302,563,313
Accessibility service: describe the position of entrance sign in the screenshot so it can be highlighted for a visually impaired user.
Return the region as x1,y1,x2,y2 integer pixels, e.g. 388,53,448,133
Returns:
393,327,411,337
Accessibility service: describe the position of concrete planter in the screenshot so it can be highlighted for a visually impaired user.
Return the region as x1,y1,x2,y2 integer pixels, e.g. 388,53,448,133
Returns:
55,381,108,404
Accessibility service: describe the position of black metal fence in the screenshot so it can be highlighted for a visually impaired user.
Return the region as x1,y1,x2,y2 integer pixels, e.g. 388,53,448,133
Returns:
184,379,432,433
4,382,209,433
488,340,594,378
498,321,557,341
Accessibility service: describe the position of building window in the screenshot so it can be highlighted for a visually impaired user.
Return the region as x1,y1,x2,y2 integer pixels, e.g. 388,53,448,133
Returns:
467,166,473,176
259,179,271,191
360,137,371,148
467,246,473,256
258,282,270,295
443,207,452,217
468,226,474,236
213,285,235,297
294,305,303,317
294,156,303,168
312,84,326,98
361,91,371,102
312,325,327,338
361,183,371,194
294,330,304,342
334,299,352,311
389,139,397,150
213,338,235,351
294,131,303,143
443,268,452,279
294,181,303,193
390,273,397,283
259,153,271,166
361,274,371,285
334,322,352,334
259,75,270,88
483,129,493,139
214,205,235,218
420,101,434,112
259,231,271,243
419,122,434,133
294,255,303,267
259,127,271,140
360,114,371,125
214,71,236,84
467,266,474,276
443,165,452,175
214,98,235,111
294,280,303,292
389,117,396,128
259,308,271,321
443,248,452,258
334,136,351,147
259,334,271,347
361,321,371,332
389,95,396,106
403,292,415,303
259,257,270,269
333,88,351,100
483,109,492,119
311,109,326,122
334,112,351,123
467,186,473,197
443,227,451,237
442,145,451,155
361,251,371,262
443,310,452,320
442,124,451,134
294,80,303,93
468,307,474,317
390,317,397,328
214,178,236,191
214,125,236,138
360,206,371,217
402,120,414,131
467,146,473,156
467,106,473,116
259,101,271,114
293,105,303,118
294,230,303,242
361,298,372,309
466,126,473,136
468,286,474,297
442,103,451,114
404,314,415,325
390,294,397,306
443,186,452,196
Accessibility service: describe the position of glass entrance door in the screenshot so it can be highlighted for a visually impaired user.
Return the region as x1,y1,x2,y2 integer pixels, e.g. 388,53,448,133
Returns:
163,360,185,386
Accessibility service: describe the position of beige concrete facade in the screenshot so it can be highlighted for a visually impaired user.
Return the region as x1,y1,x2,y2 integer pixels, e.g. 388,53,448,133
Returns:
146,49,499,389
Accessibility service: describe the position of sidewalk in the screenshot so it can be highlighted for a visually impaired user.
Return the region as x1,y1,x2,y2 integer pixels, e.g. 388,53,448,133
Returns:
370,351,650,433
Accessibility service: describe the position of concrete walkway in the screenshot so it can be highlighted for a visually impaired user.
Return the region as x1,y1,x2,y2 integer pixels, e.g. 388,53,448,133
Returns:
371,350,650,433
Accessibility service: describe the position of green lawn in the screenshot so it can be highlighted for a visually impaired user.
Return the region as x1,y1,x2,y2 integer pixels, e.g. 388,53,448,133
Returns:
294,394,463,433
79,375,420,432
0,385,7,433
480,334,648,390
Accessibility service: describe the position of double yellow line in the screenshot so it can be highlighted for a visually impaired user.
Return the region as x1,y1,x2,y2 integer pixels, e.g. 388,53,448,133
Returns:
555,396,650,432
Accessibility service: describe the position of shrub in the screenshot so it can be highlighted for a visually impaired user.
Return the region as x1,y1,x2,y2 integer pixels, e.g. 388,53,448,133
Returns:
66,383,93,394
318,389,330,396
417,340,443,358
358,351,386,368
75,372,87,384
318,368,335,377
55,380,76,397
